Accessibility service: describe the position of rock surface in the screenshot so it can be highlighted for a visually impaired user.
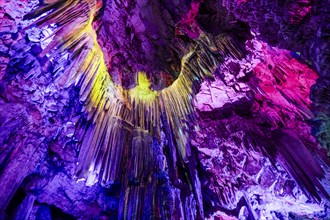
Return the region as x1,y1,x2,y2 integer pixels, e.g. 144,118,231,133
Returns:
0,0,329,219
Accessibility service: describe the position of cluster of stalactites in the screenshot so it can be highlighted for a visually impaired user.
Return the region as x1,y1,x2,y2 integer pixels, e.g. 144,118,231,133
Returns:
25,0,246,184
24,1,247,218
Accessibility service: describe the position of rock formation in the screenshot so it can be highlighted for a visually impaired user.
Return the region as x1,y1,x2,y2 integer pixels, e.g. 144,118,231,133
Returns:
0,0,329,219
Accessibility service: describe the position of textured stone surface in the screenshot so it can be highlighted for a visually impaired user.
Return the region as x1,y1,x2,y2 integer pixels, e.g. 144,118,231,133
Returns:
96,0,191,88
0,0,329,219
214,0,330,159
193,44,328,215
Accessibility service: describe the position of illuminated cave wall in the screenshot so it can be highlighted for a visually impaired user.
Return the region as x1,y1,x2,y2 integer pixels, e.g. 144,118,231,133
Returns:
0,0,329,219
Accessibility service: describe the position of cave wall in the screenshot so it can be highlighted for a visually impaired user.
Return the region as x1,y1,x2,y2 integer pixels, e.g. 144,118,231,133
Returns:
0,0,329,219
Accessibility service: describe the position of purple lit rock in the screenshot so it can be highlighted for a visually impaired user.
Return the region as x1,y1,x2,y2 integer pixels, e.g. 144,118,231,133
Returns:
0,0,329,219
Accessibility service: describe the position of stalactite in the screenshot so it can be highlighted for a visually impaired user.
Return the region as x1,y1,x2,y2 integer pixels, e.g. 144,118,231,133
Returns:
22,0,251,218
3,0,325,219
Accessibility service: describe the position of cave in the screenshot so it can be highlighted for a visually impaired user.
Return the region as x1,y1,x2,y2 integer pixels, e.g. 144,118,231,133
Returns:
0,0,330,219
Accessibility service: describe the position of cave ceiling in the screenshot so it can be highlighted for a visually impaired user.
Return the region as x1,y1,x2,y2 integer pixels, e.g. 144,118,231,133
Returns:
0,0,330,219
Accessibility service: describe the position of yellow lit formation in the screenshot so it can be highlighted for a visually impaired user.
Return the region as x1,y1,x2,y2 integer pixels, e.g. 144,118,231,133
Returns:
129,72,158,102
26,2,245,213
26,0,247,218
